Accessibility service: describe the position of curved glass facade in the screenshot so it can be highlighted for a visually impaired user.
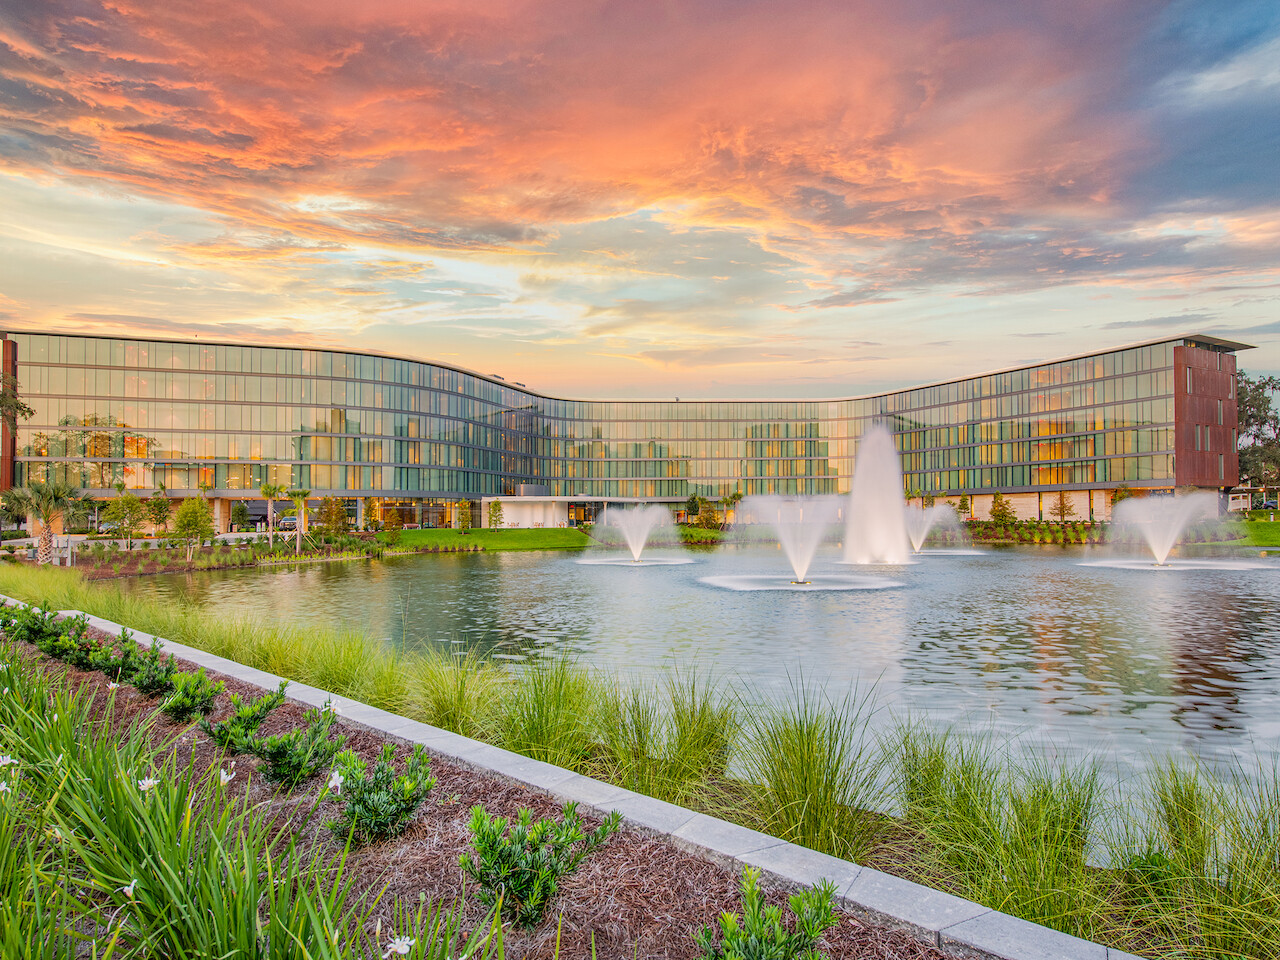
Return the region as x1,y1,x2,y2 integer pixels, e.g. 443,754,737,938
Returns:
4,331,1242,501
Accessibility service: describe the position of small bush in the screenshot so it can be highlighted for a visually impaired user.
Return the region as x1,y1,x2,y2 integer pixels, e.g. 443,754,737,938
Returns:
250,704,347,786
199,681,288,753
694,866,837,960
89,627,142,681
159,668,226,721
1,604,58,647
327,743,435,844
131,638,178,696
459,801,621,927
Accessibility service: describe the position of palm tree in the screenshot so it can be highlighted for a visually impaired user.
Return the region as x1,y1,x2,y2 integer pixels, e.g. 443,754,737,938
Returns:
285,488,311,555
259,482,284,547
3,480,87,565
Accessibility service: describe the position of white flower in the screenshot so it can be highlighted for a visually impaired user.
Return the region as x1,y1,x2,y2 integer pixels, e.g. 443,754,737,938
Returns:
0,780,10,794
219,768,235,786
137,777,160,792
108,682,120,690
325,702,342,715
119,879,137,899
382,936,415,958
326,769,344,794
51,713,57,723
0,755,15,767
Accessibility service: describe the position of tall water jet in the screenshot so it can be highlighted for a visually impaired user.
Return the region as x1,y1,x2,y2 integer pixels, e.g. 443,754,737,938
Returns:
904,504,964,553
740,495,842,582
600,504,675,561
1111,492,1220,565
844,426,911,564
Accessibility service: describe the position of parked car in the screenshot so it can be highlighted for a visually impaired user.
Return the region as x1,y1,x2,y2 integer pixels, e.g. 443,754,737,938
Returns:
1263,500,1278,510
276,516,298,531
97,521,119,534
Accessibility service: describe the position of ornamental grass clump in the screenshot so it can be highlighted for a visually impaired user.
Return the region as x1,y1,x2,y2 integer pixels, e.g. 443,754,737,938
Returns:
251,703,347,786
693,866,837,960
327,743,435,844
199,681,288,753
498,658,599,772
407,647,508,741
460,801,621,927
159,668,225,722
737,682,887,865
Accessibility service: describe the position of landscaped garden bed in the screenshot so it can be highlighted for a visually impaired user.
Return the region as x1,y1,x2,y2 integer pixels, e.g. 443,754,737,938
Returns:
0,604,945,959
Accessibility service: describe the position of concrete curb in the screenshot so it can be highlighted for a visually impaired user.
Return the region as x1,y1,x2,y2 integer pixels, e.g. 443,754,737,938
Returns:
6,598,1146,960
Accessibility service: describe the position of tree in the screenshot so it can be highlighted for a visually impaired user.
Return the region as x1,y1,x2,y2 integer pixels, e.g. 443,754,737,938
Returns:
230,500,251,531
2,480,87,565
285,488,311,555
172,496,214,562
0,372,34,436
455,500,472,534
146,483,171,534
382,507,403,546
922,492,936,508
718,490,743,524
1237,371,1280,495
487,500,505,529
1048,490,1077,523
1111,484,1135,507
315,497,349,540
103,489,147,547
260,482,285,547
696,498,720,529
957,494,970,517
685,494,705,523
988,491,1017,525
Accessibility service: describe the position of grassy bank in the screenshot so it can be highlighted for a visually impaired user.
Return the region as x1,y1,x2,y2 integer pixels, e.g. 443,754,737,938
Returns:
3,564,1278,958
382,528,592,551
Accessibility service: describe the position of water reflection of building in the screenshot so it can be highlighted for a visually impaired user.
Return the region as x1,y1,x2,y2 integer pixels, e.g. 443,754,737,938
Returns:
2,331,1247,529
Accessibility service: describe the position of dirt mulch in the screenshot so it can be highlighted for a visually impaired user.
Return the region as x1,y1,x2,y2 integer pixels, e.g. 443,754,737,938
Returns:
14,620,948,960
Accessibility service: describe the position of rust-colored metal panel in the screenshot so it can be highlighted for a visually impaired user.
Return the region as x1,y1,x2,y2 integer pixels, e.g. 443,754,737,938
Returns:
1174,345,1238,488
0,338,14,491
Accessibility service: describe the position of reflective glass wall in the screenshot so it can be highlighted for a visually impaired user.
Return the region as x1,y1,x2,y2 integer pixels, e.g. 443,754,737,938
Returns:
7,332,1185,500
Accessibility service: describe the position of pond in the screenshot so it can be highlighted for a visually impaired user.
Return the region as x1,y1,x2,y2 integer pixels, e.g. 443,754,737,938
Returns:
119,543,1280,783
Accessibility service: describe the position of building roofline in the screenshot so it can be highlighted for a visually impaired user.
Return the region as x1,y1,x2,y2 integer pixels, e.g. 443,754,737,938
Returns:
2,328,1255,406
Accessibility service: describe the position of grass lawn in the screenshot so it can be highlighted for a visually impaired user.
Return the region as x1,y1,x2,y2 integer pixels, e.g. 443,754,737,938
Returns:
382,527,592,551
1241,519,1280,547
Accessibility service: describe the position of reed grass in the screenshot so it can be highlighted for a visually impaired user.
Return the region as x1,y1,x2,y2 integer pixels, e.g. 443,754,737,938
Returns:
735,682,887,864
406,647,511,741
498,657,600,771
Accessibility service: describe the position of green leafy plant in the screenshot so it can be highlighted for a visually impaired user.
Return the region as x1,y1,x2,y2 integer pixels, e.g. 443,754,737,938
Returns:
459,801,621,927
88,628,142,682
199,681,288,753
0,604,58,648
250,704,347,786
327,743,435,844
34,613,103,668
694,866,837,960
159,668,225,721
130,637,177,696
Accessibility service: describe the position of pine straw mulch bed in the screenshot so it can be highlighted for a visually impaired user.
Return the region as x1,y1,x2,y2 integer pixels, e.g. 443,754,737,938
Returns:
12,622,950,960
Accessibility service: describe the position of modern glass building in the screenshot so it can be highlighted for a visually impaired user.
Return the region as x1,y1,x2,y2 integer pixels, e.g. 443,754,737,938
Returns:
1,330,1247,525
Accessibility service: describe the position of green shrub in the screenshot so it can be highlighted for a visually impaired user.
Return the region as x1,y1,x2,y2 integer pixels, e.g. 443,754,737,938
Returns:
459,801,621,927
250,704,347,786
34,613,100,667
130,638,177,696
89,628,142,682
0,604,58,648
159,668,226,722
327,743,435,844
694,866,837,960
199,681,288,753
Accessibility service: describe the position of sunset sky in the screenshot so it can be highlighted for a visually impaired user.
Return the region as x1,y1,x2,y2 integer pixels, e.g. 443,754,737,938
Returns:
1,0,1277,398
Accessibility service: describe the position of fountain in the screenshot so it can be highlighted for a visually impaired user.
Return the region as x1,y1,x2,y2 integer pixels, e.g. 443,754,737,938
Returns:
1080,491,1267,570
843,426,912,564
578,504,694,566
904,504,965,553
701,495,902,591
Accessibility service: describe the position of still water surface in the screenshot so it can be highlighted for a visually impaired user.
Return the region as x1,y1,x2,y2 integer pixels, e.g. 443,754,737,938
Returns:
119,545,1280,781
